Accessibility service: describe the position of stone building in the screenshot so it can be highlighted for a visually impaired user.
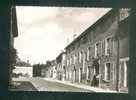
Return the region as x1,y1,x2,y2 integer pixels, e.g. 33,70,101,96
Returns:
56,51,66,81
41,60,57,79
118,9,129,92
65,8,129,91
48,60,57,79
41,61,52,78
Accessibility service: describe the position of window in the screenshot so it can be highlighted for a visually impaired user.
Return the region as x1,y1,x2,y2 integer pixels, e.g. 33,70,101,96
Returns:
71,56,74,64
85,51,87,61
81,51,84,63
67,59,69,66
73,54,77,64
95,42,102,57
87,47,90,61
79,51,84,63
78,52,80,63
105,37,113,56
70,56,72,65
79,52,82,63
95,43,98,57
95,42,101,58
105,63,111,81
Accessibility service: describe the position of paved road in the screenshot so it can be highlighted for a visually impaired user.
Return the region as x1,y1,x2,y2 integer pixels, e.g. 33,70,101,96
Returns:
10,81,37,91
13,77,94,92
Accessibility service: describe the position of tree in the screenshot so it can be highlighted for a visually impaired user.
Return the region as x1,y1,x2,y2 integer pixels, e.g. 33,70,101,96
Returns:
10,47,18,69
16,60,31,67
9,47,18,86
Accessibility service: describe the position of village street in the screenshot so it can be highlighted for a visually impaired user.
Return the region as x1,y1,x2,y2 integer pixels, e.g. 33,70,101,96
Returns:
12,77,118,92
12,77,93,92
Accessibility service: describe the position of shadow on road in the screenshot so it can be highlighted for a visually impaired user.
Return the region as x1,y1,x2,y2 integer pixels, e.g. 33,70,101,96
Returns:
10,81,38,91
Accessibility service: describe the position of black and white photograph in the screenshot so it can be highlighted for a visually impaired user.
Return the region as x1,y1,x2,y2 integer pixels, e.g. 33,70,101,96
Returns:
9,6,129,93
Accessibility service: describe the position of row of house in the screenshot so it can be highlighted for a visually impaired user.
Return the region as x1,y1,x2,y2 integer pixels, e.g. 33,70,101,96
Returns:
42,8,129,92
41,52,66,80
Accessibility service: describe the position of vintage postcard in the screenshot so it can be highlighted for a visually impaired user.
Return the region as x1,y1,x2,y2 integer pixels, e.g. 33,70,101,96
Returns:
9,7,129,93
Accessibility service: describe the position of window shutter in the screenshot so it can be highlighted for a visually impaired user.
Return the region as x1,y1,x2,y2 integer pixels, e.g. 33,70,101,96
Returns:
85,51,87,61
98,42,100,56
102,40,105,56
102,41,103,56
102,64,105,79
89,47,91,60
99,42,102,56
111,38,114,55
94,44,96,57
110,63,114,81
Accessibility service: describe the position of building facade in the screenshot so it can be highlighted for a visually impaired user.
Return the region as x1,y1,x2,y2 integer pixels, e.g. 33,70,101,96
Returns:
56,51,66,81
118,9,129,92
41,60,57,79
65,8,129,91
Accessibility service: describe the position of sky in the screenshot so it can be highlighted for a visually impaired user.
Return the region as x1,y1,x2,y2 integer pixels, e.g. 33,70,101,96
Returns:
15,6,111,64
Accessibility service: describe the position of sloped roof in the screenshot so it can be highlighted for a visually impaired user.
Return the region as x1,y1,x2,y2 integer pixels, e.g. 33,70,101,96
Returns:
65,8,118,49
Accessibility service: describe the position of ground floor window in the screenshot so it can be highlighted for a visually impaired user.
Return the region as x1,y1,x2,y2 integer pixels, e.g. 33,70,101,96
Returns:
104,63,111,81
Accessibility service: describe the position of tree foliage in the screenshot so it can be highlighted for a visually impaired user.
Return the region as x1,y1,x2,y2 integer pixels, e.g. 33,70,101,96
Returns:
16,59,31,67
10,47,18,70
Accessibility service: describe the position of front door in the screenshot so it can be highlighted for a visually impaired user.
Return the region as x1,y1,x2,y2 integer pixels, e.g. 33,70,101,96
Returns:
79,68,82,83
73,69,76,82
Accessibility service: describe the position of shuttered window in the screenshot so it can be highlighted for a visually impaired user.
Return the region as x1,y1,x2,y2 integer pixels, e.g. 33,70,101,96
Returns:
110,63,114,81
102,40,105,56
87,47,90,61
104,63,111,80
105,37,114,56
95,42,101,57
104,62,114,81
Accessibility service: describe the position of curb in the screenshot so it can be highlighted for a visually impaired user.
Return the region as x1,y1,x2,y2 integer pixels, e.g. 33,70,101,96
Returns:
43,78,117,93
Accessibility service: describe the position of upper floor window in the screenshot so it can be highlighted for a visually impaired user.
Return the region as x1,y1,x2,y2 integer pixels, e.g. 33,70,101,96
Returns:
85,51,87,61
105,37,113,56
70,56,72,65
78,52,80,63
95,42,101,58
71,56,74,64
73,54,77,64
87,47,91,61
79,51,82,63
95,43,98,58
79,51,84,63
67,59,69,66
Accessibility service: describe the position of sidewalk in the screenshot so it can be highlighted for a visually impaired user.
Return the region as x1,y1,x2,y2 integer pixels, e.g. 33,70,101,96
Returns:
43,78,118,93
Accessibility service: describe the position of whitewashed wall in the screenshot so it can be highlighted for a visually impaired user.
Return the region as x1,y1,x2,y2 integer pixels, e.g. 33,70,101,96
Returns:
13,66,33,77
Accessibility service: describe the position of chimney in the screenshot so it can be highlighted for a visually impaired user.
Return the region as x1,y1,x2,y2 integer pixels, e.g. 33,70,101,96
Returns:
73,34,77,40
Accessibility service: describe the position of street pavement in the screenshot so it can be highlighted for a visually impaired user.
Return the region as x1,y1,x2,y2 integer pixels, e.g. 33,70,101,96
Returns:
13,77,93,92
10,81,37,91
